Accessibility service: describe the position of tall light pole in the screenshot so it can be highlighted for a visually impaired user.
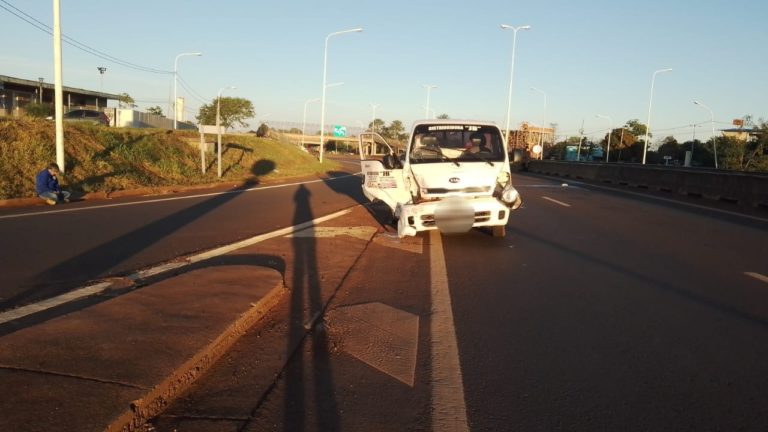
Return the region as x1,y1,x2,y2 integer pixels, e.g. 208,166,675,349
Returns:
53,0,64,172
216,86,236,178
642,68,672,164
422,84,437,119
173,52,202,130
320,27,363,164
370,103,379,132
693,100,718,169
501,24,531,146
531,87,547,160
596,114,612,162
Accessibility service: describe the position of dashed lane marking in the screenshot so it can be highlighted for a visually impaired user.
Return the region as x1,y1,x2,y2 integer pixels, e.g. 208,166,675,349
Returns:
542,196,572,207
745,272,768,284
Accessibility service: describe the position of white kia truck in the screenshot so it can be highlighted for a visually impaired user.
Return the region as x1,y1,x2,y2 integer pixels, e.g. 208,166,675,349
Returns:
358,120,522,238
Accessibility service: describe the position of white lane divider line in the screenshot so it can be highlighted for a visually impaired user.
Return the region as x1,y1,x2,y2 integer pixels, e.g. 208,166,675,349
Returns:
429,230,469,432
745,272,768,284
0,282,112,325
0,208,354,324
542,196,571,207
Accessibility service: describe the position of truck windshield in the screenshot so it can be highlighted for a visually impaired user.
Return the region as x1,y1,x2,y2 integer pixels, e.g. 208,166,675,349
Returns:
409,124,505,164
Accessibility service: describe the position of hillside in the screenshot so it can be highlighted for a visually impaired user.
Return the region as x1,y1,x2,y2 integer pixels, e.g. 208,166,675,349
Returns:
0,117,338,200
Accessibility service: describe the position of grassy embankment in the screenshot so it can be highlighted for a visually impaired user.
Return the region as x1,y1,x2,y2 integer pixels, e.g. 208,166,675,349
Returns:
0,117,338,200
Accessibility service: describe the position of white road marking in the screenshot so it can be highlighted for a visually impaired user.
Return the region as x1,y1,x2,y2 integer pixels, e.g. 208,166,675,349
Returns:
0,282,112,325
0,208,353,324
0,175,361,221
745,272,768,284
542,196,572,207
429,230,469,432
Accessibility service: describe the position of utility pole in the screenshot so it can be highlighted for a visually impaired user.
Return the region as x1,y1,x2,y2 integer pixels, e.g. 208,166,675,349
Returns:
53,0,65,172
576,119,584,161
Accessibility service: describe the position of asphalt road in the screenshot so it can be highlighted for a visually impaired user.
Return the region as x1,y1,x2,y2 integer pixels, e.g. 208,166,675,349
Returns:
148,172,768,431
0,158,365,312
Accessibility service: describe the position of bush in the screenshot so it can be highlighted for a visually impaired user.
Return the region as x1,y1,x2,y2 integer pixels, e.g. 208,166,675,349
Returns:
24,102,54,118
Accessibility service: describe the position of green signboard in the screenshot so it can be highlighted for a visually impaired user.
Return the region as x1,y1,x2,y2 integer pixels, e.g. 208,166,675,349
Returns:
333,125,347,137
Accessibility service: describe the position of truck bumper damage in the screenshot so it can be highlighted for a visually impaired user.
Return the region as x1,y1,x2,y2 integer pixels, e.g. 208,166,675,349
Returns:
396,195,514,238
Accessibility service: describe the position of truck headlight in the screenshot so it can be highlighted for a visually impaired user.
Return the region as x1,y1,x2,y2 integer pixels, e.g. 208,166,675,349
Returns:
501,184,523,209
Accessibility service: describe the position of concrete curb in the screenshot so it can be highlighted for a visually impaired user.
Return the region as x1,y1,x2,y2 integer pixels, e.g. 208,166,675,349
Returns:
107,281,286,432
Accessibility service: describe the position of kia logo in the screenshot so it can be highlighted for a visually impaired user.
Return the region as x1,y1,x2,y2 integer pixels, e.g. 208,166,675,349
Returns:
449,177,460,183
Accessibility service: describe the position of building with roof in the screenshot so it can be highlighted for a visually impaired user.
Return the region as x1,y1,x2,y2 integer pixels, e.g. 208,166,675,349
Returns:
0,74,121,117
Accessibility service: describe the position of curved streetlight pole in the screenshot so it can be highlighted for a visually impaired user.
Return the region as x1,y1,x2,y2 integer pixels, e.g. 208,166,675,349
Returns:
642,67,672,164
217,86,236,178
320,27,363,164
596,114,612,162
501,24,531,146
693,100,718,169
173,52,202,130
531,87,547,160
422,85,437,119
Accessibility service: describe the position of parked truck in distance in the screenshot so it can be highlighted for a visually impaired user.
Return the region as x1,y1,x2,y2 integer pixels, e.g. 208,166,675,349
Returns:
358,120,523,238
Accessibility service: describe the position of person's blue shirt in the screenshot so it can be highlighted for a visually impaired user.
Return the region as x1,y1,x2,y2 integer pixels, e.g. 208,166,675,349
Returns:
35,168,61,195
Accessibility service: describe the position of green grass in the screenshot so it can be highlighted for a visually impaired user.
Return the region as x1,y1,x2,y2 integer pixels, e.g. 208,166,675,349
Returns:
0,117,338,200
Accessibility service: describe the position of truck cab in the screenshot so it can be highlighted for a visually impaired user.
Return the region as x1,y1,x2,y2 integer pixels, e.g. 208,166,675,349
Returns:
358,120,522,238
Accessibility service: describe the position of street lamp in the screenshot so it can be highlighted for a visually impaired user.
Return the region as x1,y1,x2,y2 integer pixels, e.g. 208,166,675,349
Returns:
173,52,202,130
642,67,672,164
370,103,379,133
422,84,438,119
531,87,547,160
97,67,107,92
217,86,236,178
693,100,718,169
320,27,363,164
501,24,531,145
38,77,44,104
596,114,612,162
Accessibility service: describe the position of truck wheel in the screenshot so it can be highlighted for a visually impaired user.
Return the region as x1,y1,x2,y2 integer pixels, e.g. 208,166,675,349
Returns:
492,225,506,238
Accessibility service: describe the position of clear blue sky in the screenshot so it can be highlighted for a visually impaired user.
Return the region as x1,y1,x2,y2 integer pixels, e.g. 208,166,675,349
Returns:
2,0,766,142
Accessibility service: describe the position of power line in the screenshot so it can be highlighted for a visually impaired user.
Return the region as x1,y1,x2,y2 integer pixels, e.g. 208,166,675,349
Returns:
0,0,170,74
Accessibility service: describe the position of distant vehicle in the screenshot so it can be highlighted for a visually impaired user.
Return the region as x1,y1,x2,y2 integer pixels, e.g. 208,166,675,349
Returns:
358,120,523,238
62,109,110,126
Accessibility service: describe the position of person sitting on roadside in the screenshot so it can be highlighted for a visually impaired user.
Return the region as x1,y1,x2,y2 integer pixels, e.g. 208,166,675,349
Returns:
35,162,70,205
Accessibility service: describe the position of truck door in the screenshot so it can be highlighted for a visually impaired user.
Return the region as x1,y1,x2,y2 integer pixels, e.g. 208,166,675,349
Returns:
358,132,410,212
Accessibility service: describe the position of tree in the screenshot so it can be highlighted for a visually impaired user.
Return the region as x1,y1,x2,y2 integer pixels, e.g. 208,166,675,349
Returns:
196,97,255,130
118,93,136,109
368,118,386,133
146,106,164,116
382,120,407,141
437,113,450,119
255,123,270,137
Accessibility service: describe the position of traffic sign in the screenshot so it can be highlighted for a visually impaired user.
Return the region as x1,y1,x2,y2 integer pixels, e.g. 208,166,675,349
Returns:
333,125,347,137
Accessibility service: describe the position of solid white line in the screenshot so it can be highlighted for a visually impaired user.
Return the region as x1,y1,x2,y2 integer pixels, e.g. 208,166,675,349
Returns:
0,282,112,325
745,272,768,284
0,174,361,221
542,196,572,207
429,230,469,432
0,208,354,324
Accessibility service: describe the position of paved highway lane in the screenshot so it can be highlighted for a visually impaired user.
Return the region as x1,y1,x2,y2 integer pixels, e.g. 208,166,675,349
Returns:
0,161,365,312
444,173,768,431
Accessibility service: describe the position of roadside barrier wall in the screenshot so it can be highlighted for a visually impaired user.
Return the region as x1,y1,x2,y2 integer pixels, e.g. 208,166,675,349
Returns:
527,160,768,209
